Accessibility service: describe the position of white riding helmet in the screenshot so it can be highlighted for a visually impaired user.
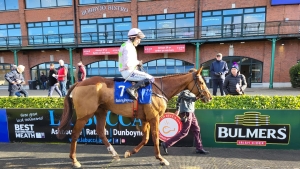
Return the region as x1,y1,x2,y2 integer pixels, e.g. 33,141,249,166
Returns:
128,28,145,39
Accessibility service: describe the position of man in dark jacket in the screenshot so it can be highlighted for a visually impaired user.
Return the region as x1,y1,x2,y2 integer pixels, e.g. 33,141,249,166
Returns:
223,63,247,95
40,72,48,90
210,53,228,96
5,65,28,97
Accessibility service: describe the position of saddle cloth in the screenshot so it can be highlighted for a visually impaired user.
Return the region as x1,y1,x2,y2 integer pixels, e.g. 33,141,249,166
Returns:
114,80,152,104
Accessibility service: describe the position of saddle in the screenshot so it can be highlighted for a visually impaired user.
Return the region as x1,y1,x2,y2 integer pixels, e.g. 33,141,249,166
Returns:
113,77,138,83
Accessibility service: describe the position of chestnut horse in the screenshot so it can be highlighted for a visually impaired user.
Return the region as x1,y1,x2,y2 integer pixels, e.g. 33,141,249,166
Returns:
57,67,212,168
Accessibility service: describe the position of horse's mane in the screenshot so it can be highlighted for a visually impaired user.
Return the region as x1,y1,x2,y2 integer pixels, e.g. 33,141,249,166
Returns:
157,72,191,79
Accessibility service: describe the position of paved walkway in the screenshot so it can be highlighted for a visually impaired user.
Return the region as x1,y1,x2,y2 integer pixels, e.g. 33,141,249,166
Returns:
0,87,299,97
0,143,299,169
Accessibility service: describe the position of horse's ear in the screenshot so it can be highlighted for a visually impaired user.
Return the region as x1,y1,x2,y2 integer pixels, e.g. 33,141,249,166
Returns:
197,66,203,75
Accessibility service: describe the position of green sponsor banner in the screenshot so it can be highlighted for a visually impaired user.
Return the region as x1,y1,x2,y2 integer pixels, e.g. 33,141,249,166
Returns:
195,110,300,149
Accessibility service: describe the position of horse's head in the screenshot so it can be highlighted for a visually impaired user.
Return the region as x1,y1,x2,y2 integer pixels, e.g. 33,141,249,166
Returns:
187,67,212,103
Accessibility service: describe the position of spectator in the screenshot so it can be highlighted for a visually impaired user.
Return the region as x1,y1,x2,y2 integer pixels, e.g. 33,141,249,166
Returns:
161,68,209,155
77,61,86,82
5,65,28,97
210,53,229,96
9,64,21,97
223,62,247,95
56,59,68,97
40,72,48,90
48,63,62,97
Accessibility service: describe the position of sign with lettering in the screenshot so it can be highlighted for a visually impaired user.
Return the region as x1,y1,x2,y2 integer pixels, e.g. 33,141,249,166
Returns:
271,0,300,5
144,44,185,54
83,47,120,56
82,5,129,15
6,109,193,147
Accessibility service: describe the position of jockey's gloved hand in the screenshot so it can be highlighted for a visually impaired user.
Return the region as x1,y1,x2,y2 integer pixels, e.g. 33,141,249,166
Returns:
138,60,143,66
214,72,220,76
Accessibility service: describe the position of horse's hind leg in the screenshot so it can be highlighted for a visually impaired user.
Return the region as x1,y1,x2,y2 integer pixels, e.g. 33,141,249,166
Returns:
124,121,150,158
150,115,170,166
69,115,92,168
95,109,120,161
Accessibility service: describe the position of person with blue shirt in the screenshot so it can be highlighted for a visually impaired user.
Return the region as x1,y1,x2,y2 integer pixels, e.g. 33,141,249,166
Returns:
210,53,228,96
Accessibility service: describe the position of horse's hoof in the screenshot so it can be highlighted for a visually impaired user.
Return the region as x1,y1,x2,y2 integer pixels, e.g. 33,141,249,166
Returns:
124,150,131,158
113,155,121,161
160,159,170,166
72,161,81,168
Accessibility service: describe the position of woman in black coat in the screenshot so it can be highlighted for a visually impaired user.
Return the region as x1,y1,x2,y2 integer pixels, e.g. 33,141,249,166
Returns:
48,63,62,97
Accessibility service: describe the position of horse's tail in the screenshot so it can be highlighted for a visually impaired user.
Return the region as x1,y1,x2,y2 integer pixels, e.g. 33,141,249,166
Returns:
56,82,79,139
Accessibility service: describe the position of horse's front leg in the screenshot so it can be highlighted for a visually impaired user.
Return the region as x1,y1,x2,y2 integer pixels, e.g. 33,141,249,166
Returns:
124,121,150,158
150,115,170,166
95,111,120,161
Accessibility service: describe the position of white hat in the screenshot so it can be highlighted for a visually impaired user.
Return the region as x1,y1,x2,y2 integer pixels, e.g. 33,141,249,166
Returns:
128,28,145,39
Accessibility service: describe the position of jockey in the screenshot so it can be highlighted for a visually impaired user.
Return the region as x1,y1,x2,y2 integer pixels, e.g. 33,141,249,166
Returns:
118,28,154,100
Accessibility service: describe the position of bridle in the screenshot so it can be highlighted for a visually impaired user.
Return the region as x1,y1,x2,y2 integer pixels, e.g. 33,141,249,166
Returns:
190,73,209,102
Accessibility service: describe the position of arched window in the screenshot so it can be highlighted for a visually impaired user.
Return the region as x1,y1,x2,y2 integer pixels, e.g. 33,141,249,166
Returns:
0,63,14,85
201,56,263,83
143,59,194,76
86,59,194,78
86,60,121,78
30,62,76,88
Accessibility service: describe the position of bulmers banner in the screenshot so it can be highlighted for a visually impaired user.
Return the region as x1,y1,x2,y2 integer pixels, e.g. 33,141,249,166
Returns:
6,109,193,146
195,109,300,149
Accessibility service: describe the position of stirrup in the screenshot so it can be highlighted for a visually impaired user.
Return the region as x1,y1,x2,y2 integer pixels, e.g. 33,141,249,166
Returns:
126,88,137,100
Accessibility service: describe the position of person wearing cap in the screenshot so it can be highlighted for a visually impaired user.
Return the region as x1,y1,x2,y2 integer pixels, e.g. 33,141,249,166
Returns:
210,53,228,96
9,64,21,97
118,28,154,100
223,62,247,95
161,68,209,155
5,65,29,97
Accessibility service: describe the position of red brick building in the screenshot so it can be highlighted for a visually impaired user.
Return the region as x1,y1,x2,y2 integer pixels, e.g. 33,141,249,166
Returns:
0,0,299,88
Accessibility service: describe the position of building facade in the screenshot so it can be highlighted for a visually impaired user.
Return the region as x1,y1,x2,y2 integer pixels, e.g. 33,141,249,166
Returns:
0,0,300,88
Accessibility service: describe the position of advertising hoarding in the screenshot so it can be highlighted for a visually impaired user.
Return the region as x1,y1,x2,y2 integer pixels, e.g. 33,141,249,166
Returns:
0,109,9,142
195,110,300,149
271,0,300,5
83,47,119,56
6,109,193,146
144,45,185,53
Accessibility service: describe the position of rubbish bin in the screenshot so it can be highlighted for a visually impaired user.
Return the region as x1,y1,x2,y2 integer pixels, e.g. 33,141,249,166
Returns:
204,77,212,88
28,80,37,90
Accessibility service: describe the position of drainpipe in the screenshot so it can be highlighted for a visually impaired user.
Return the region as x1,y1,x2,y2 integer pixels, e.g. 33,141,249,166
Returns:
192,42,203,69
11,50,19,65
197,0,200,39
67,48,75,85
268,38,279,89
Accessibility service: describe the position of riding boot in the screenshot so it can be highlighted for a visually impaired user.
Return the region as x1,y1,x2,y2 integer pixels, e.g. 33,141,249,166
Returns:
126,79,150,100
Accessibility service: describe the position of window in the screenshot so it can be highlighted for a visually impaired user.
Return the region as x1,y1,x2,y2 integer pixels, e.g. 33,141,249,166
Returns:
80,17,131,43
201,56,263,84
27,21,74,45
25,0,72,8
201,7,266,38
143,59,194,76
79,0,130,5
0,0,18,10
138,12,195,39
0,24,21,46
86,61,121,77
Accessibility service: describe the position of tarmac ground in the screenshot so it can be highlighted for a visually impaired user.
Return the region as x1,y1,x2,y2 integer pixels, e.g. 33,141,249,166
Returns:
0,87,299,169
0,143,299,169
